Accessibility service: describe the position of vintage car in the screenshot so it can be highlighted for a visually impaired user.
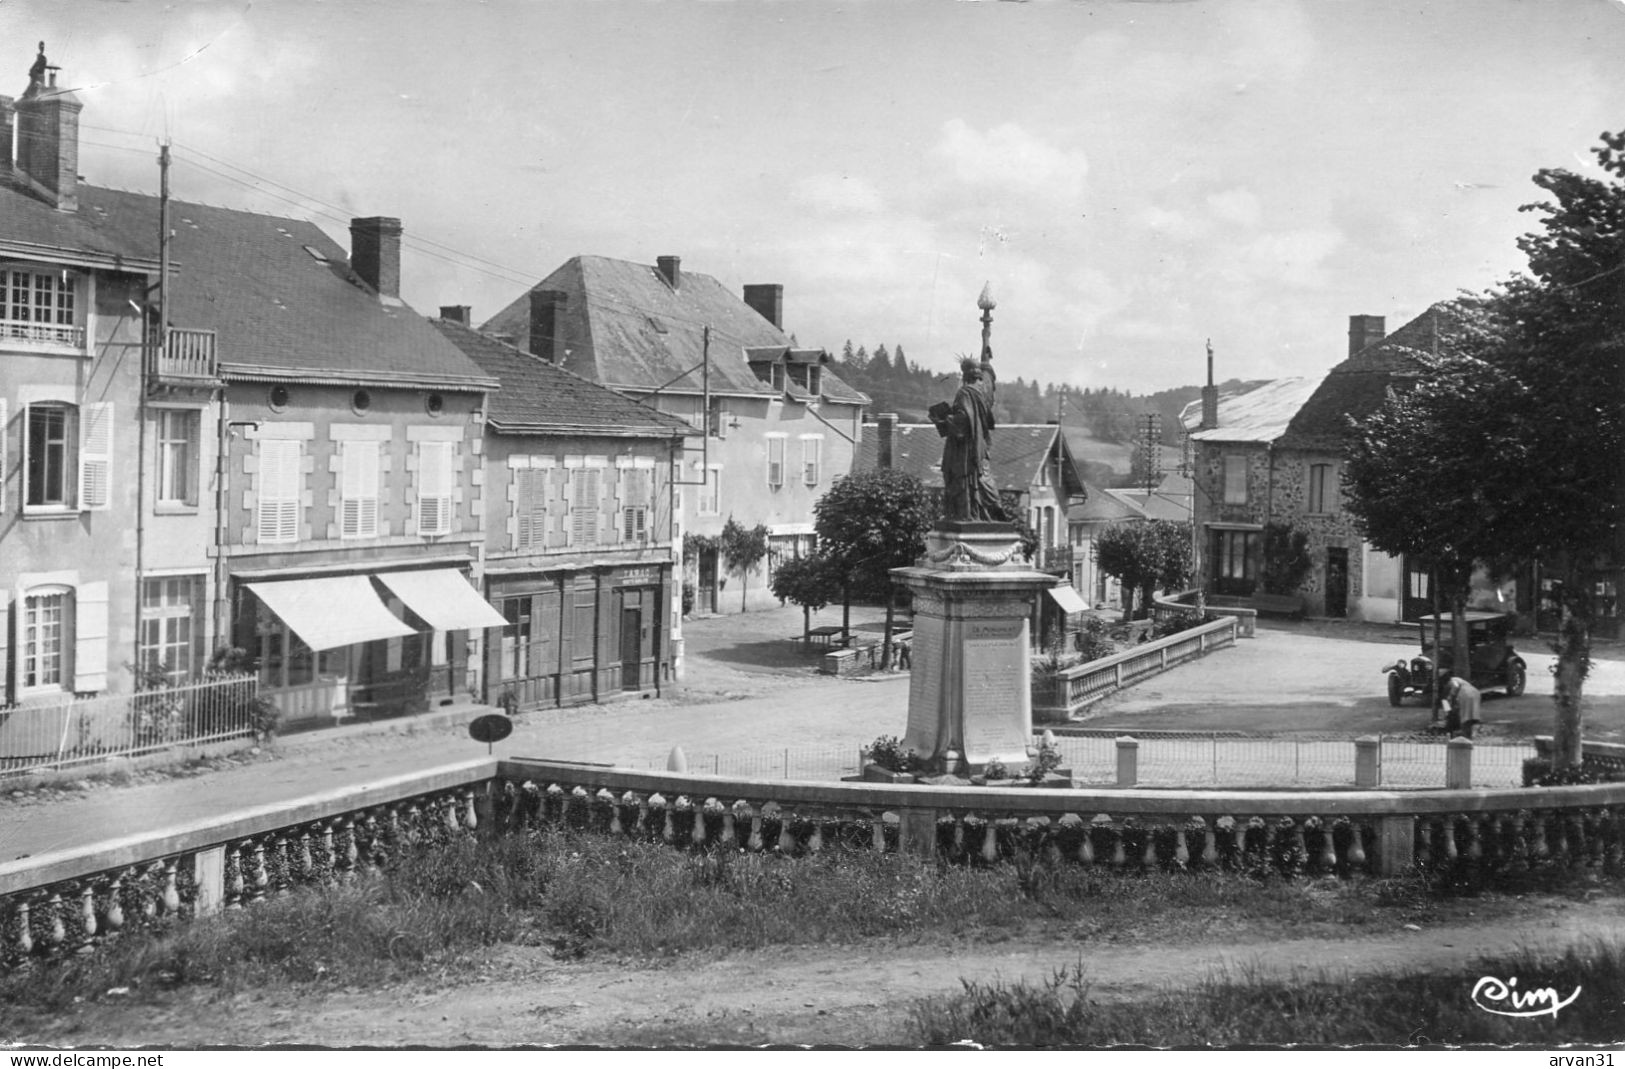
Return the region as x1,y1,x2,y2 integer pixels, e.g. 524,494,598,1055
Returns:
1384,611,1528,706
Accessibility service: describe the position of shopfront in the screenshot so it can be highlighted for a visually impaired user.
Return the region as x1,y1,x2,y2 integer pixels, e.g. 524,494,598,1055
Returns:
484,562,671,710
236,566,506,727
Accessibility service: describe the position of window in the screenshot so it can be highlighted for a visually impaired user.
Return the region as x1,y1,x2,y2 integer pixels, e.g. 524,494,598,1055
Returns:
515,466,549,550
257,438,302,544
140,576,203,684
1308,463,1337,514
570,466,601,545
1,267,81,347
770,363,786,392
801,435,822,486
155,409,200,507
1222,454,1248,505
339,439,380,538
766,435,785,488
500,596,531,681
22,589,67,690
1212,529,1260,596
620,467,651,542
696,465,721,516
25,403,72,507
417,441,454,536
708,400,731,439
807,365,822,397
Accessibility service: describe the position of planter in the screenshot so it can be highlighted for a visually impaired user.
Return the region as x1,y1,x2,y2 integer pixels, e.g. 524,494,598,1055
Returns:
862,763,917,784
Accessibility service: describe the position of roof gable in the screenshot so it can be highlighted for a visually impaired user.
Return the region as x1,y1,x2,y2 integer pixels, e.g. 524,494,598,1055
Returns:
1187,377,1324,444
854,422,1075,493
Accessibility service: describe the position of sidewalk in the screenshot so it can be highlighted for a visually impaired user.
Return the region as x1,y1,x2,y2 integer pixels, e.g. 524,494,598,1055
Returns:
0,604,905,862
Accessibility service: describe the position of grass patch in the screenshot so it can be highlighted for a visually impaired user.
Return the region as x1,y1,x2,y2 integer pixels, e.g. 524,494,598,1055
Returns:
908,941,1625,1047
0,828,1615,1032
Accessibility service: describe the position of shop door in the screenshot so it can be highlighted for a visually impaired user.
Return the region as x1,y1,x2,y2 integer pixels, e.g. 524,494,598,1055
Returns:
621,607,643,690
1326,548,1349,618
698,549,717,614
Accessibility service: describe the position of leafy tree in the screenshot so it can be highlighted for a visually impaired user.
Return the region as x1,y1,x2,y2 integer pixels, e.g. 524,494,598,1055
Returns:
718,517,771,613
1345,130,1625,771
814,468,936,665
770,553,843,642
1260,522,1315,597
1094,520,1193,621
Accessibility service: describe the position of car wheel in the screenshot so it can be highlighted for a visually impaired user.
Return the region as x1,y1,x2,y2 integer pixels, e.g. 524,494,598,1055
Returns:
1387,672,1404,707
1507,662,1527,697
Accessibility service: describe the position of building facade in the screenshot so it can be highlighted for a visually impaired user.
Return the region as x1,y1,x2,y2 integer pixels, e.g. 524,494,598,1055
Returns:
434,316,690,709
479,256,868,615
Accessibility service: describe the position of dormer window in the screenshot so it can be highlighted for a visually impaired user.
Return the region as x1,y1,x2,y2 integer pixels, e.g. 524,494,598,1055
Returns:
807,366,822,397
771,363,786,392
1,266,83,350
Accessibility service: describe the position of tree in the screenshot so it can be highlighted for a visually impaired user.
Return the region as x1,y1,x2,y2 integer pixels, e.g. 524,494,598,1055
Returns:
1094,520,1193,622
718,517,770,613
1260,522,1315,597
814,468,936,666
770,553,842,643
1345,130,1625,772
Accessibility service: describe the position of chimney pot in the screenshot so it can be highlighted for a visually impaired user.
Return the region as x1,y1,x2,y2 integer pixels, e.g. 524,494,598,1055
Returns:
743,283,784,330
657,255,681,289
1348,314,1386,358
349,217,403,301
878,412,898,470
528,289,568,363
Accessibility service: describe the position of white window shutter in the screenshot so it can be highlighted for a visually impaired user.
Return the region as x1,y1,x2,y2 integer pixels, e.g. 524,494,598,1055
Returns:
767,437,784,488
571,467,599,545
72,581,109,692
0,593,10,704
184,409,202,507
258,439,300,543
341,440,379,538
0,397,7,512
419,442,451,536
79,402,113,510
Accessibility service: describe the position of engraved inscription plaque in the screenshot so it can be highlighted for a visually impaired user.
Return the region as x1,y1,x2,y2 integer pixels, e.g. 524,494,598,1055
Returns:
960,618,1030,764
902,611,946,757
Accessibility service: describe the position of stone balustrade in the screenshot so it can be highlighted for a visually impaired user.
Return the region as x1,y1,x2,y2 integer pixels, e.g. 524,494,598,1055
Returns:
5,751,1625,972
1033,616,1238,720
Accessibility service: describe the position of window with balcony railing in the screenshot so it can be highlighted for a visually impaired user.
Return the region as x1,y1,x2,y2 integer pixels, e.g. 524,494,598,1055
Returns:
1,267,83,349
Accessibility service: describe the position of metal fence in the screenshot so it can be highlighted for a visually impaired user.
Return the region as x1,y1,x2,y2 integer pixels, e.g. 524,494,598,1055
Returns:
596,734,1535,790
0,675,260,778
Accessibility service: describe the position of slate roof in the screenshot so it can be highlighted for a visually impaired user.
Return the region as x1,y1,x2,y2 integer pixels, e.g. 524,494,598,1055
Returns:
1186,376,1324,445
480,256,867,405
1069,481,1144,524
855,422,1085,496
431,319,692,438
1,178,496,389
1277,301,1473,452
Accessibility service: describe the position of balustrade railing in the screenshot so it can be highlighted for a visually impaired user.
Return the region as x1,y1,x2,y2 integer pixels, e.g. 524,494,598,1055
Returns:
7,751,1624,973
146,327,218,380
1035,616,1237,717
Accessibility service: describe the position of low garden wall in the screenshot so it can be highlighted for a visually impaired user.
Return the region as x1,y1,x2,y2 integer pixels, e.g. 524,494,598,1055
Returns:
1032,616,1239,722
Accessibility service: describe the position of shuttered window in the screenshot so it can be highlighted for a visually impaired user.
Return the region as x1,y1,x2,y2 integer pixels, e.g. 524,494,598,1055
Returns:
155,409,200,507
78,402,113,510
570,467,601,546
515,467,549,550
801,435,822,486
417,441,454,535
257,439,302,544
766,436,785,488
340,439,380,539
25,403,73,508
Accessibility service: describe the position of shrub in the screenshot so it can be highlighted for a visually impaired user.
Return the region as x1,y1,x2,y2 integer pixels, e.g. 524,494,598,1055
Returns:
1152,610,1203,639
867,735,919,774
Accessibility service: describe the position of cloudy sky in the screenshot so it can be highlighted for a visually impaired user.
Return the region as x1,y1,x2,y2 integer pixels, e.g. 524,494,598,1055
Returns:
6,0,1624,393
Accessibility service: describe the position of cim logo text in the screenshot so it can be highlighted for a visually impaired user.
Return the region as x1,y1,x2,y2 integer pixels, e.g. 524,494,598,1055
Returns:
1470,975,1583,1020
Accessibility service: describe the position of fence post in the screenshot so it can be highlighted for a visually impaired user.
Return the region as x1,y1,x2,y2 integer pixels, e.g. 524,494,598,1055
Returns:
1446,738,1473,789
1355,736,1382,788
667,746,687,772
192,846,226,916
1115,736,1139,787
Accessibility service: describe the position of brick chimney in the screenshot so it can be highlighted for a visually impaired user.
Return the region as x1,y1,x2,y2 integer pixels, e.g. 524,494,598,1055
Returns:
528,289,567,363
1200,338,1219,430
1348,314,1386,357
439,305,471,325
349,217,403,302
656,255,681,290
743,284,783,329
13,63,82,211
878,413,897,470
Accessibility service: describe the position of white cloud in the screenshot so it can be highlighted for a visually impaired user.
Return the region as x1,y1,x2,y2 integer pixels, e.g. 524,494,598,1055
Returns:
1221,227,1346,289
934,119,1089,203
790,173,886,215
1205,188,1263,228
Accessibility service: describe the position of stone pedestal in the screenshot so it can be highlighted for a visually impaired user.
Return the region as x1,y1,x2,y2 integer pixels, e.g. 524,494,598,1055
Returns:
892,522,1058,775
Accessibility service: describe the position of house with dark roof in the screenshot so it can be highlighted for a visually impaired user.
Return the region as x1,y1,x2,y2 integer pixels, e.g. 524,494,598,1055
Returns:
1186,309,1517,622
2,46,517,730
434,316,691,706
1066,481,1146,610
854,412,1089,570
480,257,869,614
